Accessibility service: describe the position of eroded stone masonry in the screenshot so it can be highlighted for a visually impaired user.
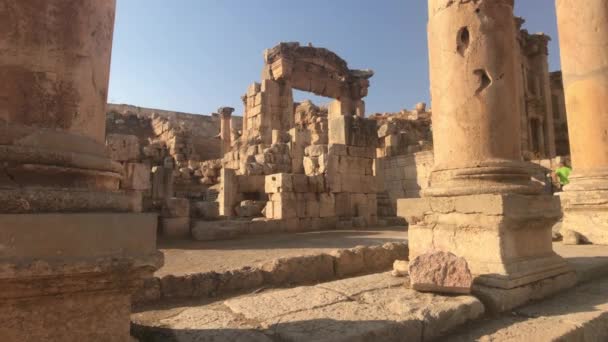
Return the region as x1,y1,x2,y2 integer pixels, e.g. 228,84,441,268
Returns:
4,0,608,341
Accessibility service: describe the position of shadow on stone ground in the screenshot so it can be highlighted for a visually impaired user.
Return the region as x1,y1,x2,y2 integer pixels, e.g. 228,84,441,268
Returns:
158,229,407,252
445,276,608,341
131,318,421,342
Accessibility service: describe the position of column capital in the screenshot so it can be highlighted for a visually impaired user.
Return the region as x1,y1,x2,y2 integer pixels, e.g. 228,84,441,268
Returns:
218,107,235,119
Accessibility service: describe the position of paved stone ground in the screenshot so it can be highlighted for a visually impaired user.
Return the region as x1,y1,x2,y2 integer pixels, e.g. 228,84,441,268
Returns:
553,243,608,282
131,272,484,342
445,276,608,341
133,242,608,341
156,228,407,277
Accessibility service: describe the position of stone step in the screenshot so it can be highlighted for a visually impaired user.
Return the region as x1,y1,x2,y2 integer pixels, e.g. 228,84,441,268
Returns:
133,242,408,307
445,276,608,342
131,272,484,342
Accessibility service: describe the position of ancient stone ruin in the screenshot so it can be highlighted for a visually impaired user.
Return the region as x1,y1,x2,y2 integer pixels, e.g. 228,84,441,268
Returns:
4,0,608,341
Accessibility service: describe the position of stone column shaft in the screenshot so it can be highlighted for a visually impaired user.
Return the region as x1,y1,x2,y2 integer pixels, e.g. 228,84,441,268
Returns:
426,0,539,197
402,1,575,311
557,0,608,244
218,107,235,157
0,0,129,213
0,2,162,340
556,0,608,188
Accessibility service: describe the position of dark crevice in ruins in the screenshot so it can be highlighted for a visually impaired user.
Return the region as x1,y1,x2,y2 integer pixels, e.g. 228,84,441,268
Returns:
474,69,492,94
457,27,470,56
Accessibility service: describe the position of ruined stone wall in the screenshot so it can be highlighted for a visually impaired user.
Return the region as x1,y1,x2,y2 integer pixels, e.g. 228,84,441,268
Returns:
370,104,433,158
516,21,557,159
106,104,243,213
377,151,434,214
107,104,243,162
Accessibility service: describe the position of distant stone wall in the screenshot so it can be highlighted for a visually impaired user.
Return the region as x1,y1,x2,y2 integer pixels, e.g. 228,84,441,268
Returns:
377,151,434,210
107,104,243,161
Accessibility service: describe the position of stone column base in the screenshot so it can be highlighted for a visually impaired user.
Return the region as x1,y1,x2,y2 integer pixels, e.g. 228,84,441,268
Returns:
473,271,577,313
0,213,163,342
561,190,608,245
409,194,572,289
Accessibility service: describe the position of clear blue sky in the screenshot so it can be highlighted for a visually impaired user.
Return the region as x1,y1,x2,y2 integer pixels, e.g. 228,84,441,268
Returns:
108,0,560,116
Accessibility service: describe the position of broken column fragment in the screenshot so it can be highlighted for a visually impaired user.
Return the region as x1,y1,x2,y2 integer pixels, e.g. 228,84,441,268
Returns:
409,251,473,294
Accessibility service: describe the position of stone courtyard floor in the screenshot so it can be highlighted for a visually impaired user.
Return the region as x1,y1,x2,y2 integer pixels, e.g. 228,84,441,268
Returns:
133,230,608,341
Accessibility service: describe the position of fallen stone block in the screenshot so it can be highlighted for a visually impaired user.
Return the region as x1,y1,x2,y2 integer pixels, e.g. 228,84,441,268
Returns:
409,251,473,294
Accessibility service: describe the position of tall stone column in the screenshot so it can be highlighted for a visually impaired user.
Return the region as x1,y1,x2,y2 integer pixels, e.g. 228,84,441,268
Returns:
218,106,235,157
0,1,161,341
425,0,539,197
403,0,574,312
0,0,134,212
557,0,608,244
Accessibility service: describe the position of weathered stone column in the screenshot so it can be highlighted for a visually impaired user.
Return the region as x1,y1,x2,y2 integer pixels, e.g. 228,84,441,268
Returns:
0,1,161,340
218,106,235,157
425,0,539,197
557,0,608,244
0,0,135,212
402,0,574,312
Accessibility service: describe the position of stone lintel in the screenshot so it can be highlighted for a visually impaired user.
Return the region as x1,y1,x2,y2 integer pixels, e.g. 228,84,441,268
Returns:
409,194,572,290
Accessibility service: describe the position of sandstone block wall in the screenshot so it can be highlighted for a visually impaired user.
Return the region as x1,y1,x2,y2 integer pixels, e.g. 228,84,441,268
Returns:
378,151,434,211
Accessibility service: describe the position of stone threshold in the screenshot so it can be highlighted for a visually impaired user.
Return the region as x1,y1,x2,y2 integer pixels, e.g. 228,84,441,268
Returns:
133,242,408,306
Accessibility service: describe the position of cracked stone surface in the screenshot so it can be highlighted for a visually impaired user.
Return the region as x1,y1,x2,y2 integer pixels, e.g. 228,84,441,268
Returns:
224,286,350,322
315,272,405,297
132,272,484,341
